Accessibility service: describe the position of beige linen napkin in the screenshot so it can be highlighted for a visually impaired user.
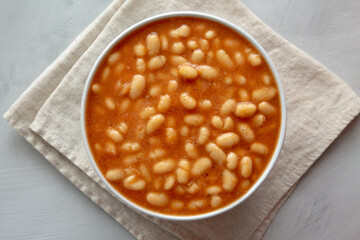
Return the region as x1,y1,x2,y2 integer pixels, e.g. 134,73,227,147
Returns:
4,0,360,239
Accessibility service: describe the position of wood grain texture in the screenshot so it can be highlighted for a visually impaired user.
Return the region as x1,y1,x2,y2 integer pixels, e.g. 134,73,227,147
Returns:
0,0,359,239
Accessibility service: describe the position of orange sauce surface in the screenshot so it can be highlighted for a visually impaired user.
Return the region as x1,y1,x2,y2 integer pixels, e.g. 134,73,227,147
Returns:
85,17,281,215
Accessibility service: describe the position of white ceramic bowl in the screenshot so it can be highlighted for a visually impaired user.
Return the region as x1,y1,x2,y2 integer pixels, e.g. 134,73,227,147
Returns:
81,11,286,221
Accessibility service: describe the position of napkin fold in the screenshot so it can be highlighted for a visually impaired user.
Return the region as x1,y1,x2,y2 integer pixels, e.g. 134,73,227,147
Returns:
4,0,360,239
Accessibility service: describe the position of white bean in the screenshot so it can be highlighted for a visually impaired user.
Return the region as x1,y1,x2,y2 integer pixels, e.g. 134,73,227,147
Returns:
191,157,212,176
114,63,125,74
157,94,171,112
134,43,146,57
123,175,146,191
240,156,253,178
191,49,205,64
187,40,198,50
248,53,262,66
176,159,190,184
206,143,226,165
119,83,130,96
222,169,237,192
253,156,263,170
252,87,276,101
199,39,209,51
196,65,219,79
176,168,189,184
105,142,116,155
197,127,210,145
153,178,161,190
175,186,185,194
206,186,222,195
121,142,140,152
250,143,269,155
129,74,146,99
214,38,221,48
235,75,247,85
117,122,128,134
105,168,124,181
180,92,197,109
187,182,200,194
170,68,179,77
235,102,257,118
171,200,184,210
165,128,177,145
179,159,190,170
205,30,215,39
149,148,165,159
148,55,166,70
146,114,165,134
123,155,138,166
136,58,146,73
185,142,197,159
220,99,236,115
179,65,198,79
216,132,239,148
146,33,160,56
108,52,120,65
258,101,276,115
184,114,204,126
172,42,185,54
164,175,175,190
140,107,156,120
146,192,169,206
206,51,214,64
153,159,175,174
101,67,110,81
91,84,101,94
252,114,266,127
263,74,271,85
180,126,189,137
160,34,168,50
135,125,146,139
168,80,178,92
234,51,244,65
170,25,190,38
105,97,116,110
106,128,123,142
241,179,250,190
224,38,239,48
224,76,233,85
211,115,223,129
170,69,179,78
226,152,238,170
188,199,205,210
94,143,101,152
237,123,255,142
238,89,250,101
170,55,187,65
166,116,176,127
112,80,120,91
139,164,151,182
223,117,234,131
216,49,235,69
149,85,161,97
125,167,141,176
199,99,212,110
210,196,222,208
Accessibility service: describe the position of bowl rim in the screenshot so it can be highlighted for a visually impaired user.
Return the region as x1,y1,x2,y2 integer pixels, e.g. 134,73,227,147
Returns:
81,11,287,221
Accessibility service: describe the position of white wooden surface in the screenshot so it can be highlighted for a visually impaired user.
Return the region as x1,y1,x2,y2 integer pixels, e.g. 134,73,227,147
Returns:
1,0,359,239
